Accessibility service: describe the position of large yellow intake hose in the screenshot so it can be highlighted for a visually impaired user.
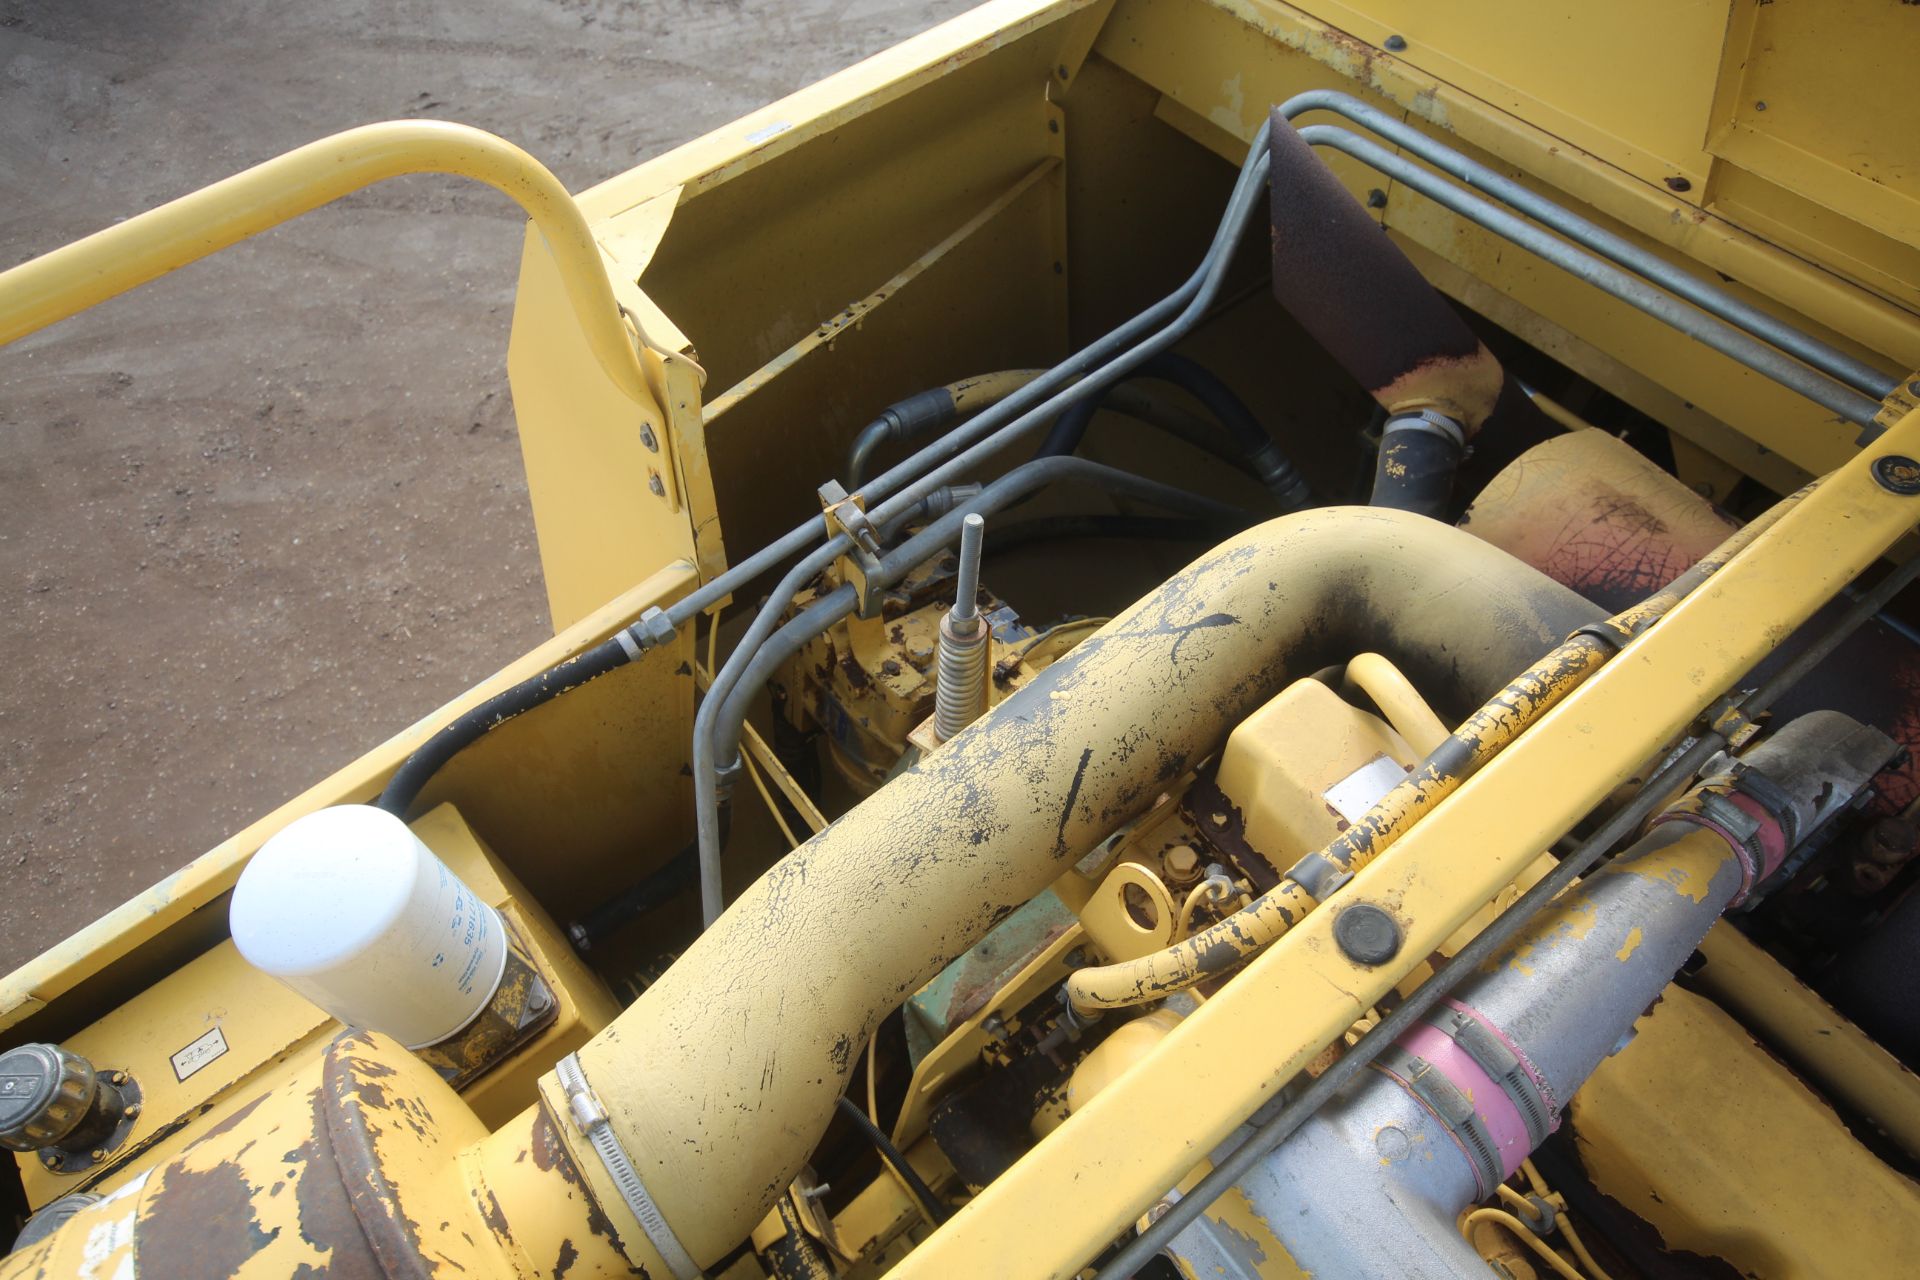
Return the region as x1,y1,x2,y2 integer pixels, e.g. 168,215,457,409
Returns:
543,506,1601,1271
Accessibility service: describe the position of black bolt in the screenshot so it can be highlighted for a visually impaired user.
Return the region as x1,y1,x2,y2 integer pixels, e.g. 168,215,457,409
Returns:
1665,176,1693,193
1048,118,1059,134
1366,188,1388,209
1384,34,1407,51
1871,454,1920,495
1333,903,1402,965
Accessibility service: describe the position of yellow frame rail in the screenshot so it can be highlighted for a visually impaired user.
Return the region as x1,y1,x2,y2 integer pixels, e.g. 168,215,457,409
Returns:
0,120,652,405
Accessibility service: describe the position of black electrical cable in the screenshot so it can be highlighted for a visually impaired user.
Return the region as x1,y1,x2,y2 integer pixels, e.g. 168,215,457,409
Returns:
1100,545,1920,1276
834,1095,951,1224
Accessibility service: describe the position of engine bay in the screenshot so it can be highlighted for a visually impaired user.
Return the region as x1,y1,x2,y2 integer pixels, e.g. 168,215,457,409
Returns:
6,5,1920,1278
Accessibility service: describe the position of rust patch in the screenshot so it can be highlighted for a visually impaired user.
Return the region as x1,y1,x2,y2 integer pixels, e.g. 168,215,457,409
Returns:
321,1036,434,1280
289,1085,383,1280
528,1103,642,1268
138,1162,281,1277
188,1090,273,1150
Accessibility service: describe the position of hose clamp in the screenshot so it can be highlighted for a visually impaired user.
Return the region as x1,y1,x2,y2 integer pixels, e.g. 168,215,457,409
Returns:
1381,408,1466,449
1374,1042,1504,1197
555,1054,702,1280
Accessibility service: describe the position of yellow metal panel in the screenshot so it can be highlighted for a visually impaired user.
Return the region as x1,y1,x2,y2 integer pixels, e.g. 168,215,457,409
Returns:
1292,0,1727,192
700,159,1068,565
1711,0,1920,247
1573,987,1920,1278
893,408,1920,1278
508,231,704,629
1693,922,1920,1162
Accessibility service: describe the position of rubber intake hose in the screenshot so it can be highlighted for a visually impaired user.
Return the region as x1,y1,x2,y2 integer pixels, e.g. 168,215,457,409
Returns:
1266,109,1553,491
1370,411,1465,518
544,506,1600,1270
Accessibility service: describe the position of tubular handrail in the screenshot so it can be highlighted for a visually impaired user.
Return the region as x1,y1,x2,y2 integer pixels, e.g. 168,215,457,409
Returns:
0,119,652,404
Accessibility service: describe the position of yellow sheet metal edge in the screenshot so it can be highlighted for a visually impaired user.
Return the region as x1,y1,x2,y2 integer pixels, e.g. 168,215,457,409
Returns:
0,559,701,1032
891,406,1920,1279
574,0,1110,222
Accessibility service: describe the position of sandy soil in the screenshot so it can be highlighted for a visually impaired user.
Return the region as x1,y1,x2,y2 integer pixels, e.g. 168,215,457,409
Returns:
0,0,975,974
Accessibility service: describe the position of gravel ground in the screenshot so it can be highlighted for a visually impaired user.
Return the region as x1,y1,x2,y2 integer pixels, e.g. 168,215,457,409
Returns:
0,0,976,974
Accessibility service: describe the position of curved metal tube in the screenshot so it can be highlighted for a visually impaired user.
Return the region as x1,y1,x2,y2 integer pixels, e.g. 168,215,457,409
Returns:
0,120,654,405
1286,89,1898,401
560,507,1598,1270
1296,124,1887,428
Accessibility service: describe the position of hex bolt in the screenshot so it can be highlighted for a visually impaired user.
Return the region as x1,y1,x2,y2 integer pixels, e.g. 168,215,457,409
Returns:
639,422,659,452
648,472,666,498
1333,903,1402,965
1383,33,1407,51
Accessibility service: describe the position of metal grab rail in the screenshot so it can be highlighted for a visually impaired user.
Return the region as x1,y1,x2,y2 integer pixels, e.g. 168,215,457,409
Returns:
0,119,653,405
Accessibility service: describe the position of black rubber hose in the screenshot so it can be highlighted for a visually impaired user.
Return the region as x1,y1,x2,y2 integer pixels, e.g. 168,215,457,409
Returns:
1368,421,1462,518
376,638,630,817
980,514,1227,556
845,386,959,491
1038,352,1308,508
834,1095,951,1224
565,803,729,952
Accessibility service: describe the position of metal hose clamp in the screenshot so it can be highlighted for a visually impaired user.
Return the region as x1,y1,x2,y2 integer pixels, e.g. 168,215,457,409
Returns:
1382,407,1467,448
555,1054,702,1280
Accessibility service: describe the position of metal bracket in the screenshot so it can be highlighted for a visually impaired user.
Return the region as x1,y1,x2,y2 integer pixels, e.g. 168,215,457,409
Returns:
554,1054,702,1280
818,481,889,617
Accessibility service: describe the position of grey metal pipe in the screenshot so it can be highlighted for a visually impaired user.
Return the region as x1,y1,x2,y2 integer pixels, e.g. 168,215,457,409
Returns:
1203,713,1890,1280
1296,125,1887,429
1297,127,1881,433
952,513,985,628
1288,89,1898,401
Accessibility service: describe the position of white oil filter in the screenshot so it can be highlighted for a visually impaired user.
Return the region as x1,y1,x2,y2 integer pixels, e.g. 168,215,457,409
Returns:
229,804,507,1048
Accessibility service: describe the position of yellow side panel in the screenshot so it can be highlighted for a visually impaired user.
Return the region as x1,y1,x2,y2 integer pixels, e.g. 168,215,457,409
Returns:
1297,0,1727,190
1573,987,1920,1279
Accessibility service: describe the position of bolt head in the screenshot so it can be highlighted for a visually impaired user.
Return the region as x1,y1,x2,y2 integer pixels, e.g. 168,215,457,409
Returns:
1871,454,1920,495
1383,33,1407,51
648,473,666,497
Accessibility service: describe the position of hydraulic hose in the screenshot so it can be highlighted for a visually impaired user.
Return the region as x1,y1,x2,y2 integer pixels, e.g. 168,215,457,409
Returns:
844,370,1045,489
1038,352,1309,508
553,508,1598,1269
1065,479,1811,1013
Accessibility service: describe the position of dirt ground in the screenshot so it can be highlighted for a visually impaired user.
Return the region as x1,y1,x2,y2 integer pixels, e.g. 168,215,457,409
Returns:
0,0,976,975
